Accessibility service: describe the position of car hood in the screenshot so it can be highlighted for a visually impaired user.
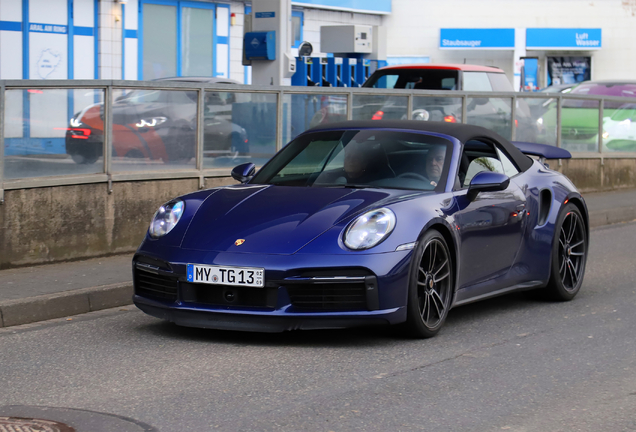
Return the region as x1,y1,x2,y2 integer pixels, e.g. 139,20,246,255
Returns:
180,185,402,254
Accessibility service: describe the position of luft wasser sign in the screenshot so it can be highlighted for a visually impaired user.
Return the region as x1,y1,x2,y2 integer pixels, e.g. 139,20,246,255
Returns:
440,29,515,49
526,28,602,49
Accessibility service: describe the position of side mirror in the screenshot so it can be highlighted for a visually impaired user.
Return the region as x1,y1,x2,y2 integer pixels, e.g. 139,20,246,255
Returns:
467,171,510,201
231,162,256,184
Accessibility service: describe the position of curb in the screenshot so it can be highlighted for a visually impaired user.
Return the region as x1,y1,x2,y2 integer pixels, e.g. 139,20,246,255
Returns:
0,282,133,328
589,208,636,228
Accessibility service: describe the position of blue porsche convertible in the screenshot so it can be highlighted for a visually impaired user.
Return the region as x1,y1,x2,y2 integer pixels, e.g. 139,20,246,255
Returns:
133,121,589,338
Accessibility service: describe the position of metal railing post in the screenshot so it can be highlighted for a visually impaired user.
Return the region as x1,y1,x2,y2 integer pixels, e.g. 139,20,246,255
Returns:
510,95,517,141
104,86,113,193
197,86,205,188
556,96,562,148
598,99,604,154
461,95,467,124
0,83,5,204
276,90,284,152
407,93,413,121
347,91,353,120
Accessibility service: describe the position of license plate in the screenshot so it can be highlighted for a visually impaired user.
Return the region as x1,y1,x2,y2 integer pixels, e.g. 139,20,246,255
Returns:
186,264,264,287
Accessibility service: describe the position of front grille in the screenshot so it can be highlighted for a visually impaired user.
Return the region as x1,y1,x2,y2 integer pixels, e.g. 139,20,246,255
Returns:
180,282,277,309
134,266,179,302
285,282,367,311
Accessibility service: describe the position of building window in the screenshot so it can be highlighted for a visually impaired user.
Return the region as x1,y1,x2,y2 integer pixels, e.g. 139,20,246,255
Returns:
139,1,228,80
142,4,177,80
291,10,303,48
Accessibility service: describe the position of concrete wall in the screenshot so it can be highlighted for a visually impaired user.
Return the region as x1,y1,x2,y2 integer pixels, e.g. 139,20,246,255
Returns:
0,177,235,269
1,161,634,269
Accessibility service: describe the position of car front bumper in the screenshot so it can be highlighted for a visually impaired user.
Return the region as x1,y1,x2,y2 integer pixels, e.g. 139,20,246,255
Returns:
132,249,412,332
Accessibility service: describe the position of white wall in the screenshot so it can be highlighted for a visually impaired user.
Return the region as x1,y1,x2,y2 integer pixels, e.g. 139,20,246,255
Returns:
0,0,23,79
303,8,382,56
99,0,123,79
383,0,636,85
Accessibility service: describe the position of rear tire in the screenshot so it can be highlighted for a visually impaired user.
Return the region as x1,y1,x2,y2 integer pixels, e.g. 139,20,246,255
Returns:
544,203,588,301
403,229,454,338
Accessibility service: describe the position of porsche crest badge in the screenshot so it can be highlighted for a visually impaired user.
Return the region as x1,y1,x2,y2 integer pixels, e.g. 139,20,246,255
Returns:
235,239,245,246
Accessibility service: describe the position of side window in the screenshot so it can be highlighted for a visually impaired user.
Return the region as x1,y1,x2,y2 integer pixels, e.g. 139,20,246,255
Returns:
464,156,504,185
458,139,509,188
462,72,493,91
496,147,519,178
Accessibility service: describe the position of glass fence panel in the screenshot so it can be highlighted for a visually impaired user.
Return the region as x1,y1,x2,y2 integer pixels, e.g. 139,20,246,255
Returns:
560,97,600,152
516,97,557,146
3,89,105,180
352,94,408,121
601,99,636,152
111,88,197,172
202,91,277,170
466,97,513,140
412,96,463,123
282,93,348,144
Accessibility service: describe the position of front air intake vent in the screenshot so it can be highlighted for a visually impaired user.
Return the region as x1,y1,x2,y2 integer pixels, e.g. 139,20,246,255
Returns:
134,265,178,302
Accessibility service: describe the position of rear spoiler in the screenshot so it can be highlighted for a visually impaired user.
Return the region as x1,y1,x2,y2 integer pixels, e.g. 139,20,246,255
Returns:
512,141,572,160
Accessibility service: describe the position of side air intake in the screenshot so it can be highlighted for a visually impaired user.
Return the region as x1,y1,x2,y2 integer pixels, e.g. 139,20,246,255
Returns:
538,189,552,226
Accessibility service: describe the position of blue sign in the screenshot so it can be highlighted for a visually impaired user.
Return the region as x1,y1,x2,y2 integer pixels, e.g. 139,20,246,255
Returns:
255,12,275,18
522,58,538,91
526,28,602,49
440,29,515,49
291,0,391,14
29,23,68,34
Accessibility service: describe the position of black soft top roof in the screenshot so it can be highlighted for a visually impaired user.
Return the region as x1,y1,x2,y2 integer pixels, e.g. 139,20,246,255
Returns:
307,120,533,171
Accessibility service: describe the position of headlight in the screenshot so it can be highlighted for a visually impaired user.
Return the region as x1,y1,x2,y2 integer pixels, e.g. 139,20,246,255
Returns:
136,117,167,128
344,208,396,250
149,199,185,238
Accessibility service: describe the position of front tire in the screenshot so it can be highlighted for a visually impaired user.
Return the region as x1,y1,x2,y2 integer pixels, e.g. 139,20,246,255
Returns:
544,203,588,300
404,230,454,338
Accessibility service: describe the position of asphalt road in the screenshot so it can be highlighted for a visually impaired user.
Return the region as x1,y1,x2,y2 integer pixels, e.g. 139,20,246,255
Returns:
1,222,635,432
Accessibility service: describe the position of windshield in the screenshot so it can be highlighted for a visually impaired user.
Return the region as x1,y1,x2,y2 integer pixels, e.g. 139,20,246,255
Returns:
363,69,459,90
250,130,453,191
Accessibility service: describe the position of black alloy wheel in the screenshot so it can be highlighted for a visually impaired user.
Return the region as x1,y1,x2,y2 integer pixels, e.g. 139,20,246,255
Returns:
404,229,454,338
545,203,588,300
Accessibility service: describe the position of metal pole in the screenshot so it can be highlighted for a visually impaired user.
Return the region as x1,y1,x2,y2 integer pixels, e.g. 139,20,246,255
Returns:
276,90,284,152
197,87,205,188
598,99,604,154
347,91,353,121
104,86,113,193
556,96,562,148
461,95,467,124
0,84,5,204
510,95,517,141
407,93,413,121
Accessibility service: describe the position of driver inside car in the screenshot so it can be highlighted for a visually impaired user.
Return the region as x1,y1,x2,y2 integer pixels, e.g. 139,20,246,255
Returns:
425,145,445,187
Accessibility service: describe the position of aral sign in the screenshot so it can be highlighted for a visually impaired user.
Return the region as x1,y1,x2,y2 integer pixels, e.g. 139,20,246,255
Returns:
526,28,602,50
